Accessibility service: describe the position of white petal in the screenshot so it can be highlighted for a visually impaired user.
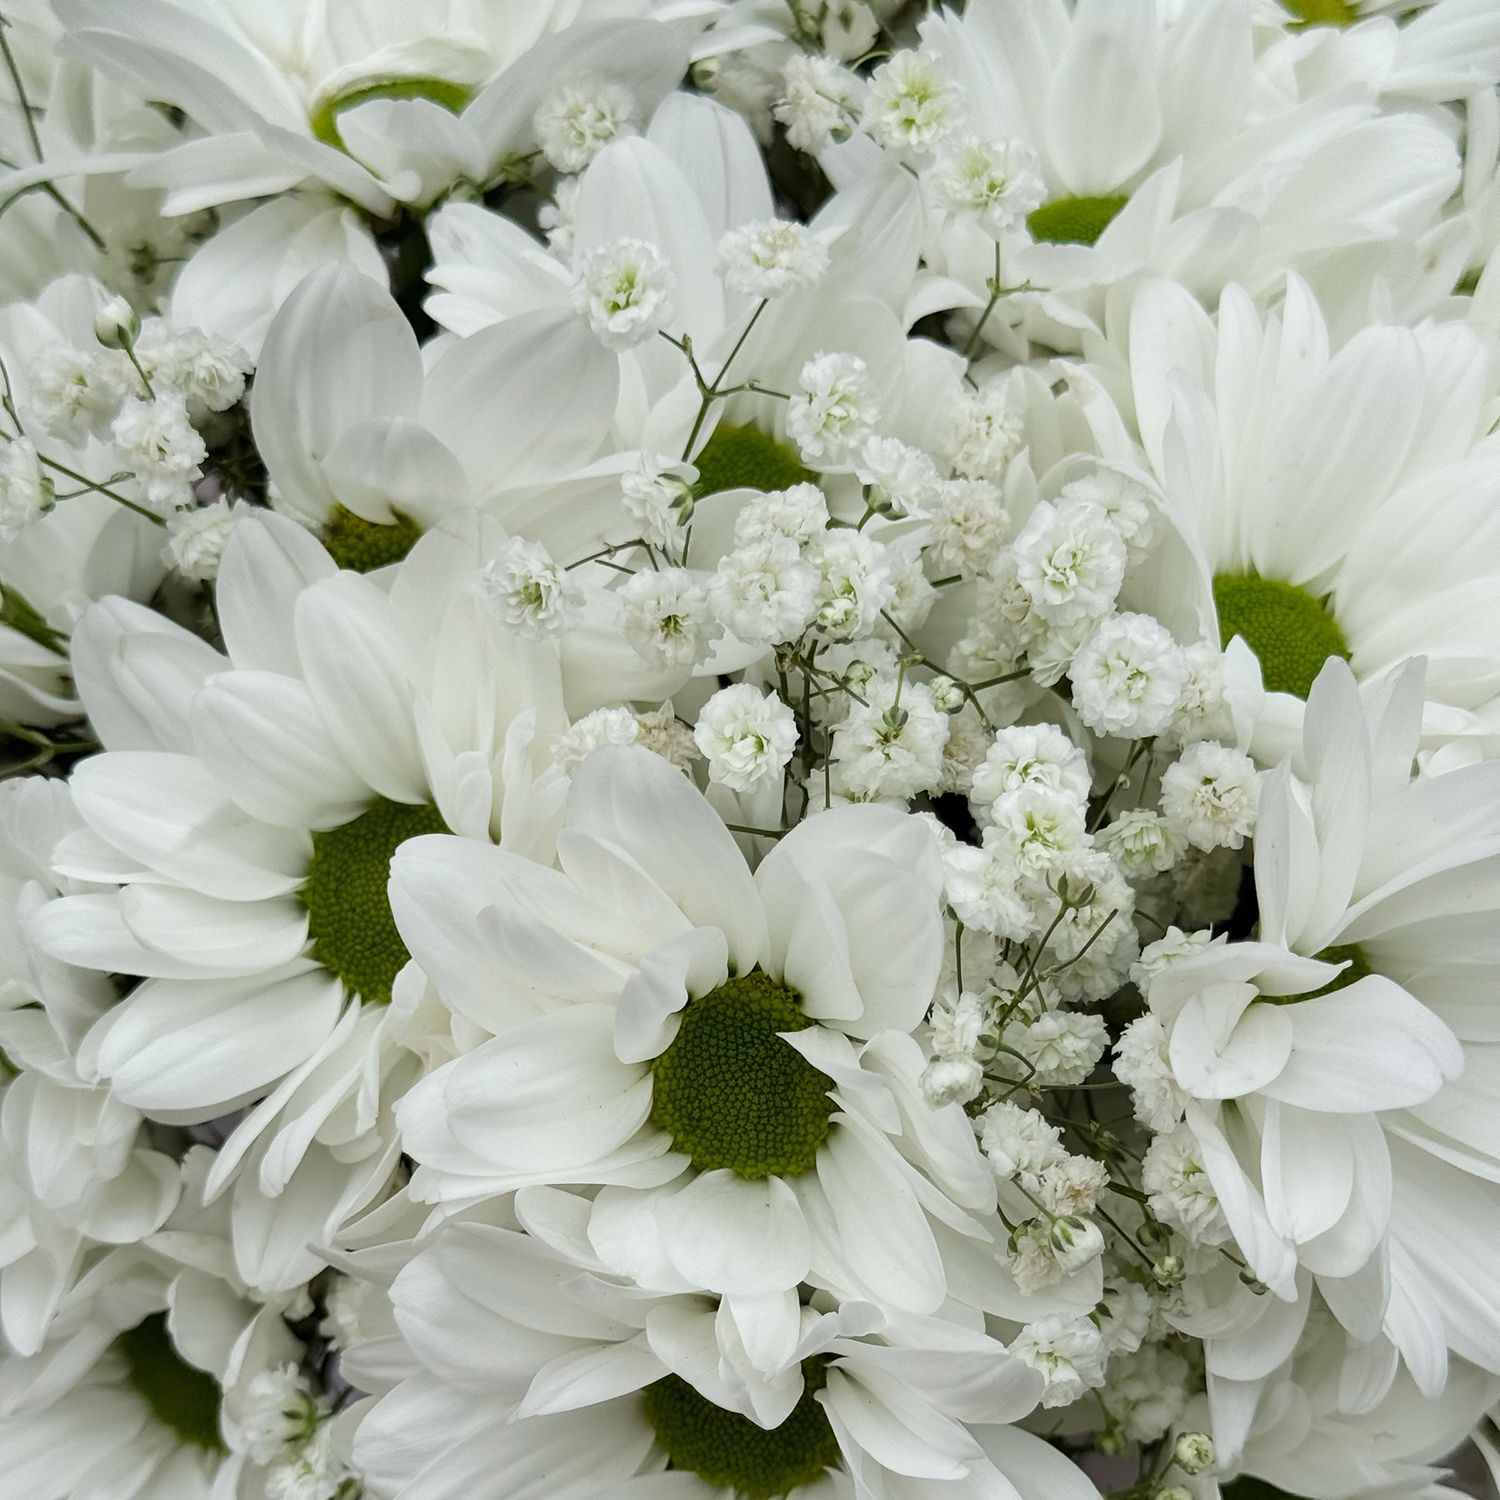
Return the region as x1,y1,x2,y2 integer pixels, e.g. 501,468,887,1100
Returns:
614,926,727,1065
656,1171,811,1297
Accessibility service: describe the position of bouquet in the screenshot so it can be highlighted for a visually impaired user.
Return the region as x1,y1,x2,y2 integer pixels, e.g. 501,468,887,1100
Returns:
2,1,1499,1498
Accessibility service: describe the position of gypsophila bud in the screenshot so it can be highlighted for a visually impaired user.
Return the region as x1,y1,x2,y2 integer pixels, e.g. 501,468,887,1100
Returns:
1174,1433,1215,1475
621,456,696,547
93,294,141,350
920,1053,984,1107
533,76,637,173
1048,1215,1105,1273
480,537,582,638
718,220,831,298
927,675,966,713
572,237,675,350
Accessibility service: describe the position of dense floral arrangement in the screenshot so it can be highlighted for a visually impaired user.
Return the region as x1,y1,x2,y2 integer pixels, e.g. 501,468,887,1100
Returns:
3,1,1500,1498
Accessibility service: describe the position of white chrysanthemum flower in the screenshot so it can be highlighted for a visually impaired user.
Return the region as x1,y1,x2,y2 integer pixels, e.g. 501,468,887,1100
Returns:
829,679,949,801
1114,1014,1189,1135
390,746,1004,1330
864,50,963,154
775,52,864,153
619,567,715,668
1098,809,1184,880
533,75,638,173
927,477,1011,577
1011,1315,1109,1409
348,1201,1063,1500
479,535,582,638
1070,613,1189,739
694,683,798,793
109,390,207,509
787,351,879,467
1158,741,1260,852
933,135,1046,237
1012,499,1128,627
0,437,53,541
807,529,895,640
572,237,676,351
165,498,239,582
718,219,831,298
1142,1125,1229,1248
970,722,1092,818
733,482,829,548
707,534,819,647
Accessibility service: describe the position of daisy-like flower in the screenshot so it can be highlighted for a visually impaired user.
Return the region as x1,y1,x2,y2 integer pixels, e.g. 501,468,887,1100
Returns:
30,511,576,1289
390,744,1004,1332
347,1186,1100,1500
1108,275,1500,757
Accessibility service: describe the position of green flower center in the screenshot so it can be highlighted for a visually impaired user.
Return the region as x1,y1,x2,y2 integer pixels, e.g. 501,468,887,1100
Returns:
649,972,835,1180
1027,195,1129,247
1212,573,1351,699
310,76,475,152
117,1312,225,1452
322,505,423,573
301,799,449,1004
1282,0,1357,26
695,423,814,498
643,1361,841,1498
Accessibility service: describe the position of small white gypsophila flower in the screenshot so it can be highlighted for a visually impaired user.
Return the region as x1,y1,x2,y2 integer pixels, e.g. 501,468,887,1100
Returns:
133,320,250,419
1097,1277,1154,1356
928,986,991,1057
775,52,864,153
1012,499,1128,627
856,434,942,517
943,832,1036,941
693,682,798,793
31,343,124,442
533,75,638,173
1106,1342,1191,1444
707,534,818,646
1049,1214,1106,1276
1097,808,1185,880
1038,1154,1111,1217
538,175,580,255
553,706,641,774
970,721,1092,817
807,528,895,639
1011,1314,1109,1409
1059,469,1157,561
619,567,715,668
998,1007,1109,1089
239,1364,321,1464
979,1100,1067,1186
0,437,53,541
938,708,991,797
265,1423,351,1500
480,537,582,638
933,135,1046,237
927,477,1011,578
621,454,696,549
787,351,879,466
819,0,880,59
318,1274,372,1350
1159,741,1260,852
633,704,701,774
1114,1014,1189,1134
572,237,675,351
1161,639,1236,749
1026,615,1093,690
165,498,238,581
830,678,949,801
884,534,938,631
864,49,963,154
733,481,829,547
942,376,1026,483
1070,613,1189,739
93,293,140,350
920,1052,985,1107
1142,1124,1229,1247
110,390,207,509
717,219,831,298
986,782,1091,886
1008,1218,1064,1293
1130,926,1219,990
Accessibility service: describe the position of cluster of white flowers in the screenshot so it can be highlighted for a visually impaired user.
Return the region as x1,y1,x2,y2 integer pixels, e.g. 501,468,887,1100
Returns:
2,4,1500,1500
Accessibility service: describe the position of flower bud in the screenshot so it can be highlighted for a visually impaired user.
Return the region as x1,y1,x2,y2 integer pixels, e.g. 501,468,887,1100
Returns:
94,295,140,350
1048,1215,1105,1274
920,1053,984,1107
1153,1252,1186,1287
1173,1433,1214,1476
690,57,721,92
928,674,966,713
1158,1488,1193,1500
